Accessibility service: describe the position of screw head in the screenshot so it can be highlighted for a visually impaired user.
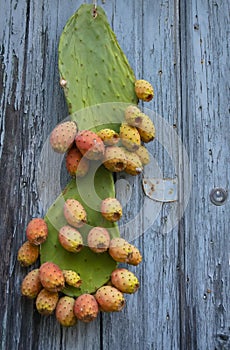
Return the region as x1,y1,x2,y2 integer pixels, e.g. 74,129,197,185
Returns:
210,188,228,206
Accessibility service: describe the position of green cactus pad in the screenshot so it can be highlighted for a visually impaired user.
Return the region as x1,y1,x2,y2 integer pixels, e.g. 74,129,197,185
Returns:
58,4,138,113
41,4,138,296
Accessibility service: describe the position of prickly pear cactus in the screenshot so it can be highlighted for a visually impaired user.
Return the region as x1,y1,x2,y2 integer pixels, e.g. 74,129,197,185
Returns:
40,4,138,296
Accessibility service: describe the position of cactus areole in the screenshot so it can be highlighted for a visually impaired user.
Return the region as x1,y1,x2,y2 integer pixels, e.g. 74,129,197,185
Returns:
40,4,138,297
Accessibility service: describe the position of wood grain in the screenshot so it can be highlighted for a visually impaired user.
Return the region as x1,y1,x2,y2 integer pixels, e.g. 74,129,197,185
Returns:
0,0,229,349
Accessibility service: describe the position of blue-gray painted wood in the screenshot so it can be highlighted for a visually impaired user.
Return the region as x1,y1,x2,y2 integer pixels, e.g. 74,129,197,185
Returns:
0,1,229,349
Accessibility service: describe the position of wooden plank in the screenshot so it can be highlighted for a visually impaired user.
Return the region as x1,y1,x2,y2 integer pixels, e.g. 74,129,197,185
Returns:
179,0,230,349
0,1,101,349
102,1,181,349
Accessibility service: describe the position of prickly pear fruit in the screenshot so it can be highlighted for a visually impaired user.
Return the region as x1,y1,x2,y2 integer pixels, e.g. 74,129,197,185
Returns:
75,130,105,160
87,227,110,253
101,197,122,222
39,262,65,292
65,146,89,177
58,225,83,253
63,199,87,228
108,237,133,263
97,128,120,146
103,146,127,172
35,288,59,315
26,218,48,245
17,241,39,267
56,296,77,327
50,121,77,153
137,113,155,143
74,294,99,322
111,268,139,294
121,147,143,176
63,270,82,288
95,286,125,312
127,245,142,266
120,123,141,151
21,269,42,299
134,79,154,102
124,105,143,127
135,145,150,165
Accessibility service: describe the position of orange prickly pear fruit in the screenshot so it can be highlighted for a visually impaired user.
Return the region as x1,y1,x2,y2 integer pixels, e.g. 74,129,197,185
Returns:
17,241,39,267
74,294,99,323
56,296,77,326
21,269,42,299
95,286,125,312
26,218,48,246
50,121,77,153
75,130,105,160
39,262,65,292
65,146,89,177
111,268,139,294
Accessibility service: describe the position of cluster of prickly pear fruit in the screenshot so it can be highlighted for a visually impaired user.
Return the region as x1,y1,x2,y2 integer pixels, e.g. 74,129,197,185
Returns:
18,195,142,325
49,100,155,180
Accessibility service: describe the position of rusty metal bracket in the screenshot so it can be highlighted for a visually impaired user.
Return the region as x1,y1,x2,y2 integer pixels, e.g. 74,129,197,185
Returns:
142,178,178,202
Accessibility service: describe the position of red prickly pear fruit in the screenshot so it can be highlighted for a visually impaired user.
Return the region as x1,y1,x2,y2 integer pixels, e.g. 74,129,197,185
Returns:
111,268,139,294
17,241,39,267
39,262,65,292
134,79,154,102
97,128,120,146
63,270,82,288
103,146,127,172
58,225,83,253
21,269,42,299
101,198,122,222
124,105,143,127
63,199,87,228
119,122,141,151
35,288,59,315
127,245,142,266
65,146,89,177
49,121,77,153
135,145,150,165
87,227,110,253
121,147,143,176
108,238,133,263
73,294,99,323
75,130,105,160
95,286,125,312
26,218,48,246
137,113,155,143
55,296,77,327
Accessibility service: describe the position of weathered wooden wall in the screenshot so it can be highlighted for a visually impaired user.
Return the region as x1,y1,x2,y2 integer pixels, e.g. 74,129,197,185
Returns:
0,1,229,349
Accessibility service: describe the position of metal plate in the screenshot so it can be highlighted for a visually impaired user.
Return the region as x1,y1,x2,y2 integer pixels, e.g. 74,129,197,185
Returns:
142,178,178,202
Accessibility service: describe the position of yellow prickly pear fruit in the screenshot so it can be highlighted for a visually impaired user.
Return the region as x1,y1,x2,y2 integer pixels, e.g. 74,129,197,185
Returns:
63,270,82,288
103,146,127,172
137,113,156,143
121,147,143,176
120,122,141,151
97,128,120,146
134,79,154,102
135,145,150,165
